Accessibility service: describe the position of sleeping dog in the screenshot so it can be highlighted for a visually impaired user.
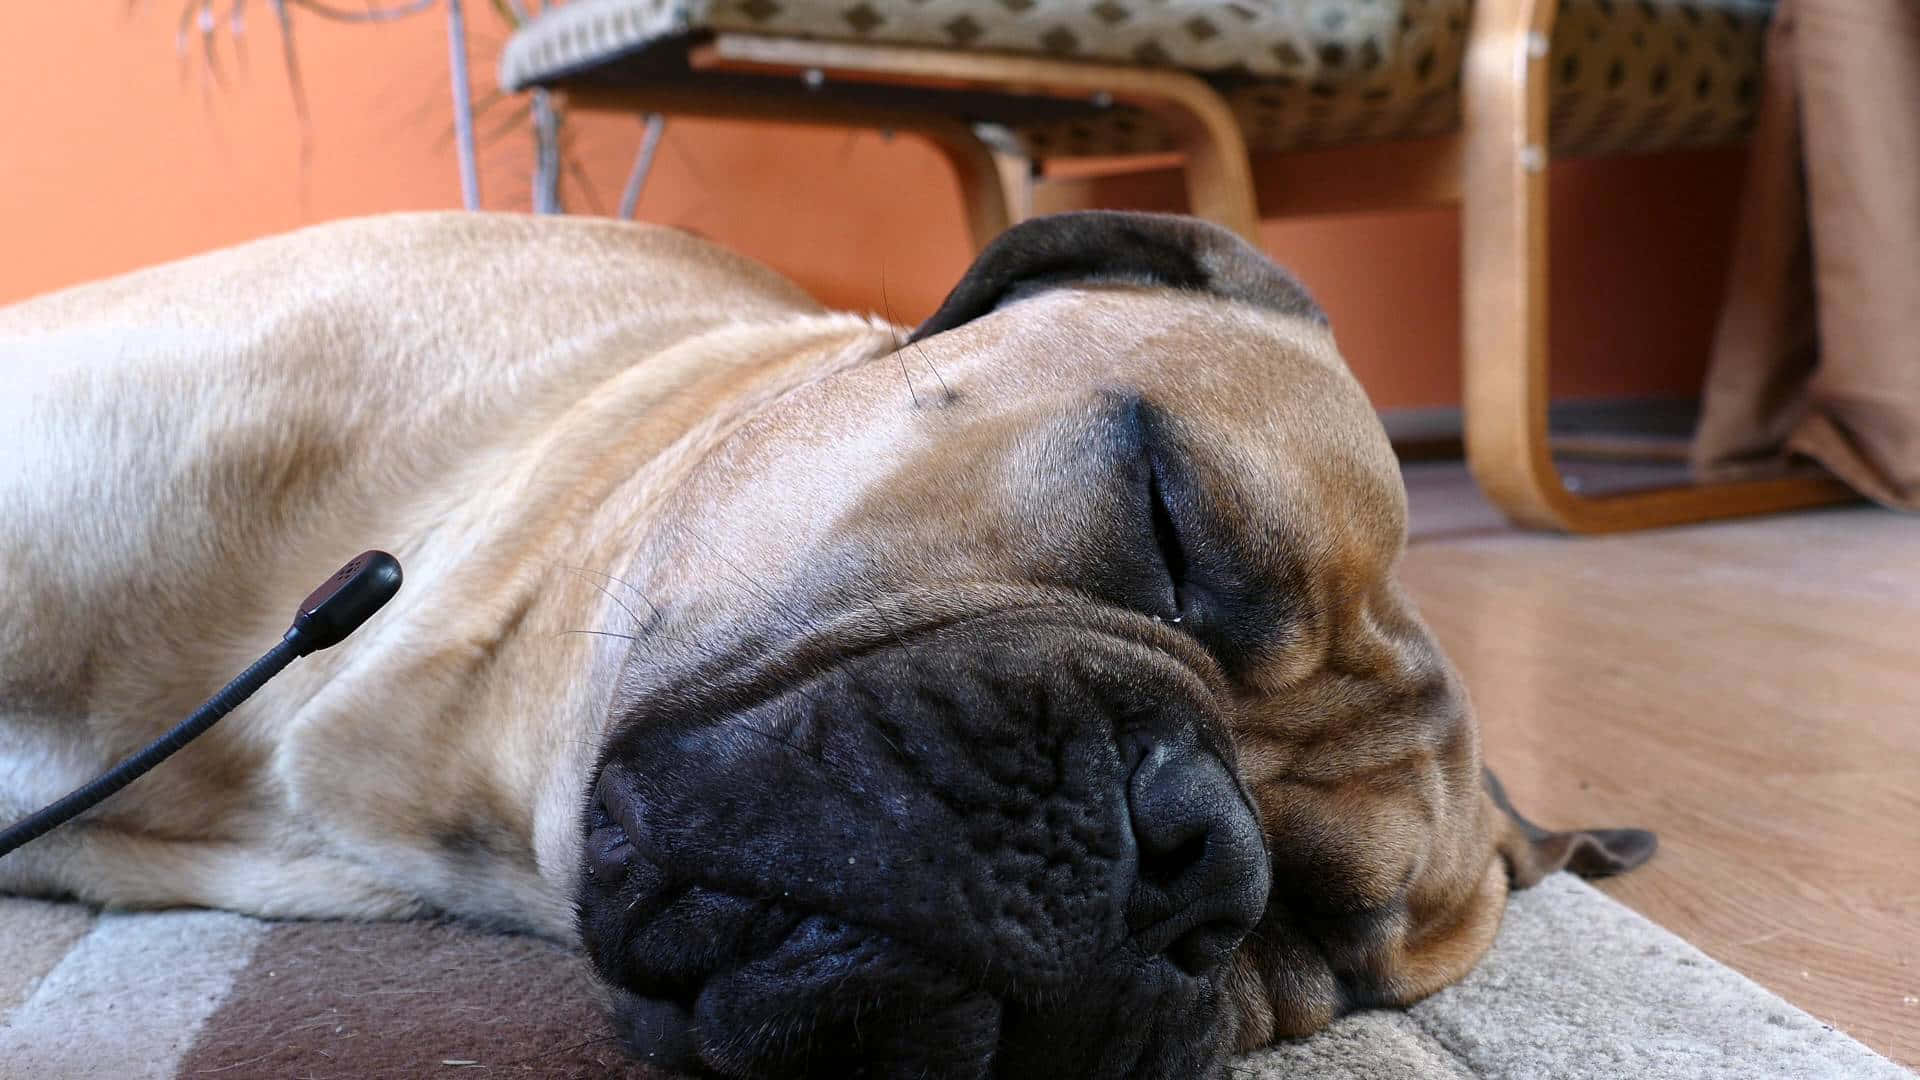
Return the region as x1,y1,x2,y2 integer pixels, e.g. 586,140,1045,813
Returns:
0,211,1651,1078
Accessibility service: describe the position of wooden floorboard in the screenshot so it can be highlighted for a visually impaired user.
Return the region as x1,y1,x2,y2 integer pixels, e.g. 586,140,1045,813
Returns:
1398,462,1919,1067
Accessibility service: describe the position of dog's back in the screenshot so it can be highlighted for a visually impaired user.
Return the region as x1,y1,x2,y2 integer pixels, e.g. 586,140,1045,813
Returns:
0,213,879,926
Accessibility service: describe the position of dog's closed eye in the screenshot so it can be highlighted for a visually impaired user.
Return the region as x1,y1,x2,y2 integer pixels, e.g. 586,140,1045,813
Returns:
1122,404,1306,674
1146,453,1190,622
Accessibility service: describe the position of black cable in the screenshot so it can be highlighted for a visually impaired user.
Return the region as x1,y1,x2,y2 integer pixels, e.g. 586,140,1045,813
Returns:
0,550,402,860
0,637,301,858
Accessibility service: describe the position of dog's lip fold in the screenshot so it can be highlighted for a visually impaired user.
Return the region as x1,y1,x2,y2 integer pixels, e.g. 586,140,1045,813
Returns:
1127,894,1258,975
605,910,1010,1079
607,989,700,1072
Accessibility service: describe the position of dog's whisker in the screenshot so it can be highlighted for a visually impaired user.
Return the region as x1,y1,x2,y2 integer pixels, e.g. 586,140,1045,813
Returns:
878,268,923,409
561,629,638,641
895,351,921,409
649,531,867,730
914,337,951,401
555,563,705,658
737,721,827,767
559,565,649,632
675,528,834,647
637,539,912,796
851,589,922,764
879,268,952,405
582,565,670,624
557,628,703,651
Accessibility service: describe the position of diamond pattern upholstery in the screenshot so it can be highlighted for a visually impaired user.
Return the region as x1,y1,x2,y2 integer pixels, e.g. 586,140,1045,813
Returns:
500,0,1774,158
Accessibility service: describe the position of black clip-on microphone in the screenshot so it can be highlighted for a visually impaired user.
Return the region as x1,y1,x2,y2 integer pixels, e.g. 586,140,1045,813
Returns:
0,551,403,860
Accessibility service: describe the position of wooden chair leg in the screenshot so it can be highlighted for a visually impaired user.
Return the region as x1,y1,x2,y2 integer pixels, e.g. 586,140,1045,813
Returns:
916,126,1018,252
993,152,1036,225
701,35,1261,243
1461,0,1854,533
1152,95,1260,241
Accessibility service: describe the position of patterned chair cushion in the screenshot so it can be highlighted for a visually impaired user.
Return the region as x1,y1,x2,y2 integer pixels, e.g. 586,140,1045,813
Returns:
501,0,1403,88
500,0,1774,158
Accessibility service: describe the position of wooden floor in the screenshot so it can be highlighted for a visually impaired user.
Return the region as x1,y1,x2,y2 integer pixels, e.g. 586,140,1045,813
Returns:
1398,463,1919,1067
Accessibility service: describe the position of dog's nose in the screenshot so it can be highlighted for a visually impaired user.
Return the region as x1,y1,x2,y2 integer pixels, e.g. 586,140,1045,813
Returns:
1126,737,1271,973
584,620,1270,1076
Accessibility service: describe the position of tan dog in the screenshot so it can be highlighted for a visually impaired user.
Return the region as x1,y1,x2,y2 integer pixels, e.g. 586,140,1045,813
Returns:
0,211,1650,1078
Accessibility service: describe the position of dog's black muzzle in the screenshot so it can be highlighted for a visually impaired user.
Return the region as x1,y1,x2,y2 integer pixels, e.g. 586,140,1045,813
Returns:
578,612,1270,1079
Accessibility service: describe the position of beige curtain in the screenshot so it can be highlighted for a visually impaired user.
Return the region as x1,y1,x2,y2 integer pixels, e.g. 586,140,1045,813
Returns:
1693,0,1920,509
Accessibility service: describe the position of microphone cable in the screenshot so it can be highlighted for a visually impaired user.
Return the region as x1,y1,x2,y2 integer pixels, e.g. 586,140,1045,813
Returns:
0,551,403,859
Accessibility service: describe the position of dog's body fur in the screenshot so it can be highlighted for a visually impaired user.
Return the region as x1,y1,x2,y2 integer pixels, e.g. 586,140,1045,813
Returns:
0,213,869,931
1,212,1648,1077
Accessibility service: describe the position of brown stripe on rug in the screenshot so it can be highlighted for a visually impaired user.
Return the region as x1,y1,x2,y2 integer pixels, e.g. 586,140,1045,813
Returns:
174,918,673,1079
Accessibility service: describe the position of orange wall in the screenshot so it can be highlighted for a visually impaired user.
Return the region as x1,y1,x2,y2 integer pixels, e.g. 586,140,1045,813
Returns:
3,5,1747,410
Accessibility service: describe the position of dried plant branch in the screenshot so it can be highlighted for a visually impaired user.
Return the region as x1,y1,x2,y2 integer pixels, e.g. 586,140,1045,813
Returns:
144,0,598,214
560,131,605,216
263,0,312,125
189,0,229,87
229,0,251,73
478,98,534,146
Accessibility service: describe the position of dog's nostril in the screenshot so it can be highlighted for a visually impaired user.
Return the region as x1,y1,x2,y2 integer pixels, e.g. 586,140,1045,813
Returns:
1139,826,1208,888
1126,740,1272,975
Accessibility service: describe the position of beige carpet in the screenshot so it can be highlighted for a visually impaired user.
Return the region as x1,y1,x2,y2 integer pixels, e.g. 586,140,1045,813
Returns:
1,874,1906,1079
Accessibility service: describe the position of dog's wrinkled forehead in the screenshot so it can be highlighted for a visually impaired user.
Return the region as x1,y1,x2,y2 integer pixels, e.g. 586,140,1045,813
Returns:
911,211,1327,344
902,211,1404,579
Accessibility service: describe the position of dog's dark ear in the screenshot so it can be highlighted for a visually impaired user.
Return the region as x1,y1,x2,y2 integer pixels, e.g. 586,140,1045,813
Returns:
1483,768,1657,889
909,211,1325,342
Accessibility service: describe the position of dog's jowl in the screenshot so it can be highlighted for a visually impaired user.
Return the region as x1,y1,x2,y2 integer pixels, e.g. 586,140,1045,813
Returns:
0,211,1654,1078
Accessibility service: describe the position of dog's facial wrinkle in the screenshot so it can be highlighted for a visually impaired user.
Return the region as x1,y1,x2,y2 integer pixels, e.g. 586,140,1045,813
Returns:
614,595,1208,749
